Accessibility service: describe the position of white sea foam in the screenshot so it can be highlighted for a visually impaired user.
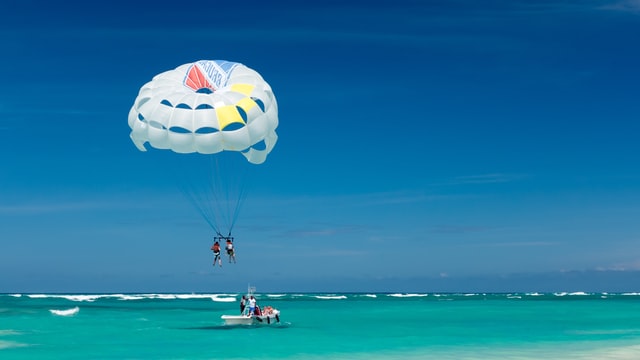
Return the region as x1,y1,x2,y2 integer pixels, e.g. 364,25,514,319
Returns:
64,295,92,301
0,340,28,350
388,293,428,298
26,294,48,299
155,294,178,300
581,344,640,359
0,329,21,336
25,293,246,301
266,294,286,298
211,296,236,302
28,294,103,302
176,294,216,300
27,292,634,302
67,295,103,302
571,329,640,335
50,307,79,316
315,295,347,300
242,343,640,360
125,294,210,300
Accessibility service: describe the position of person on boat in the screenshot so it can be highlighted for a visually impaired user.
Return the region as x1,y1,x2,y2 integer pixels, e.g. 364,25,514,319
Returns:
240,295,246,314
225,238,236,263
211,240,222,267
248,296,256,316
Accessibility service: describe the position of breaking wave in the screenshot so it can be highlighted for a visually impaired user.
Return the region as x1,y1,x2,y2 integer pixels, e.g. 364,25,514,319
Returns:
0,340,29,350
388,293,429,298
50,307,80,316
314,295,347,300
3,292,639,304
211,296,236,302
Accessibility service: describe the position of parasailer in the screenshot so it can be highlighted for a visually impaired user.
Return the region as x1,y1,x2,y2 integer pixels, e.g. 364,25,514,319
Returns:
128,60,278,262
211,240,222,267
225,237,236,263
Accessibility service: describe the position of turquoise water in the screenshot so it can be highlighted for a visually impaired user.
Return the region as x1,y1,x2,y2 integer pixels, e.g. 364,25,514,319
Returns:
2,292,640,359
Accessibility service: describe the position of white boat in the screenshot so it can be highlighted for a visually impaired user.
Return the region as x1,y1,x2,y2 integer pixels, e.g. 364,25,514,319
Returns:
221,286,281,325
221,308,281,325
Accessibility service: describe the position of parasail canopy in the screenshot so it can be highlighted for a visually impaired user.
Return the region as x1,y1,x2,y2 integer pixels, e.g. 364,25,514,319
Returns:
128,60,278,164
128,60,279,236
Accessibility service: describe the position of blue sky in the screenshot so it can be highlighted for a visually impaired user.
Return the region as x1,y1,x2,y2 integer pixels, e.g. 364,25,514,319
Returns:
1,0,639,293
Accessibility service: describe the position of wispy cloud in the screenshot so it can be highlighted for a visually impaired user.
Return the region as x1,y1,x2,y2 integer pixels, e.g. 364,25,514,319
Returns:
361,192,471,206
283,224,363,239
285,228,340,238
596,259,640,271
0,195,171,215
0,107,95,117
598,0,640,12
481,241,558,247
296,249,368,257
9,19,430,49
0,201,109,215
419,173,529,188
486,0,640,14
430,225,493,234
253,190,458,209
448,173,528,185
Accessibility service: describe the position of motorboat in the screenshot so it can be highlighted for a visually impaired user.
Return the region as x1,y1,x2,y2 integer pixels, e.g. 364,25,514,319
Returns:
221,286,281,325
221,307,281,325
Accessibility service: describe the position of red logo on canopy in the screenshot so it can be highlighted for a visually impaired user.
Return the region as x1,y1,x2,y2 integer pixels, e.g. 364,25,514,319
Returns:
184,64,214,93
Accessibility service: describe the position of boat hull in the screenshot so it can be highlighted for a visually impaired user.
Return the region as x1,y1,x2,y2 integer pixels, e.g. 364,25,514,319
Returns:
221,311,280,325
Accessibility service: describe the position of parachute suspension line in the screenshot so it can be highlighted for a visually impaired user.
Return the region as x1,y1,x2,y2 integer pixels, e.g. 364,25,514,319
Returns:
208,152,250,237
179,184,220,234
228,167,249,236
216,155,232,234
177,154,230,237
231,169,243,235
179,153,245,238
210,155,233,234
201,182,220,232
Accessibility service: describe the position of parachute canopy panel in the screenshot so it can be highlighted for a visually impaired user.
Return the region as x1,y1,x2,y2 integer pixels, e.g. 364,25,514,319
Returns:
128,60,279,164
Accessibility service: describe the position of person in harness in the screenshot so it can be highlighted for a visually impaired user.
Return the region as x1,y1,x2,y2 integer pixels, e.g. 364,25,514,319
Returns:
211,240,222,267
225,237,236,263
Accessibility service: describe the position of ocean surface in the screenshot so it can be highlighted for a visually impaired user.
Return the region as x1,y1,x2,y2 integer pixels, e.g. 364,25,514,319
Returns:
2,292,640,359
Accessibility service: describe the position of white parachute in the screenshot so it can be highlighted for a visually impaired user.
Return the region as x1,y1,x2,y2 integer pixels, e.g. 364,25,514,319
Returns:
128,60,278,236
128,60,278,164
